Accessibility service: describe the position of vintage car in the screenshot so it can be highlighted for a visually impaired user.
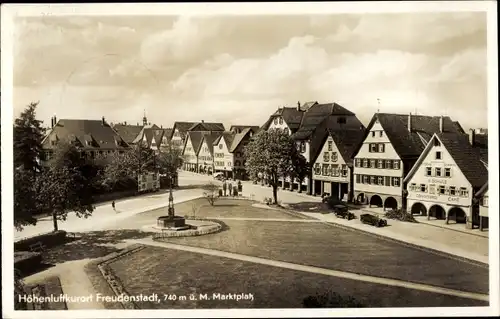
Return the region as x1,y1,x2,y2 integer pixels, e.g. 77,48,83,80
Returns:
333,205,356,220
360,213,388,227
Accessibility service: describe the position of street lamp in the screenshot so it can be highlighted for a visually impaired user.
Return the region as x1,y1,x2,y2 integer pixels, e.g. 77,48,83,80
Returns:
168,174,175,218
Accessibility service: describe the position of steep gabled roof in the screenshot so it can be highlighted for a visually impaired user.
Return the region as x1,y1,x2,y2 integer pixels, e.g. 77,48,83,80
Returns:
42,119,129,150
214,131,236,150
310,128,366,166
475,181,488,198
111,123,143,144
261,106,305,131
229,125,260,134
172,121,198,140
230,127,254,153
353,113,464,160
184,131,207,155
189,122,225,132
404,133,488,188
199,131,223,156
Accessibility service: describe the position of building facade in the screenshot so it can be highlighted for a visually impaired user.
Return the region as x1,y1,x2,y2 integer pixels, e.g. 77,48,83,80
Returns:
475,182,489,231
213,132,235,178
182,132,200,172
353,113,464,210
311,129,365,201
404,132,488,229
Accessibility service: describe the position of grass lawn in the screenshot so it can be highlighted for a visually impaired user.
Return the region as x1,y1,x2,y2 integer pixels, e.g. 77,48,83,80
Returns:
109,246,487,308
160,220,489,295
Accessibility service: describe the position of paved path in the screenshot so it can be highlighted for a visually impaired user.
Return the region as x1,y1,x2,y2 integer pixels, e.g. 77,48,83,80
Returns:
14,188,204,240
125,238,489,302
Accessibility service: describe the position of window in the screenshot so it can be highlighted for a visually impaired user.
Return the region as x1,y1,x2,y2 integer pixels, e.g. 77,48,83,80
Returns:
449,186,456,196
435,151,442,160
377,144,385,152
371,131,375,137
438,185,446,194
227,162,232,167
332,152,338,162
433,138,441,146
370,159,376,168
459,187,469,197
279,117,283,125
314,163,321,175
219,144,223,149
377,160,384,169
378,176,384,185
322,164,329,175
363,175,369,184
385,176,391,186
482,196,488,206
332,164,339,176
435,167,442,177
425,167,432,176
356,174,361,183
273,118,278,125
410,183,417,191
355,158,361,167
323,152,330,162
420,184,427,192
370,176,376,184
379,131,383,137
363,159,369,168
429,184,436,194
392,177,400,187
342,165,348,177
385,160,393,169
369,143,378,152
284,128,289,135
301,142,306,153
445,168,451,177
328,141,333,151
393,160,400,170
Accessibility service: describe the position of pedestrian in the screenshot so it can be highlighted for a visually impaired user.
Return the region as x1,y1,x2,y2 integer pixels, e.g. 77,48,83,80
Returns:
112,200,116,212
223,180,227,197
228,182,233,197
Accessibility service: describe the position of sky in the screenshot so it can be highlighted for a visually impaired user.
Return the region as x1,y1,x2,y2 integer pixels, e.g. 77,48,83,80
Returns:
12,11,488,131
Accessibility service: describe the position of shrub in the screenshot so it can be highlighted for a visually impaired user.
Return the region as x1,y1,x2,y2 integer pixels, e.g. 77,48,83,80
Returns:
385,209,417,223
14,251,43,275
202,182,219,206
14,230,68,251
303,290,364,308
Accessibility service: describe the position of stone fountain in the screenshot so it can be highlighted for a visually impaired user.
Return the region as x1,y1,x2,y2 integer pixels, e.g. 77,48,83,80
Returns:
156,179,188,230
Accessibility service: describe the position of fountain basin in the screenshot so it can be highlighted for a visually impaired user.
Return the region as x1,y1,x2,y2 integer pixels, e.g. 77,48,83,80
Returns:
156,216,187,230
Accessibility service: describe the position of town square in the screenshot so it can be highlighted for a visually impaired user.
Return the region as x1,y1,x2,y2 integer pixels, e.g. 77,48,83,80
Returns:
2,2,498,318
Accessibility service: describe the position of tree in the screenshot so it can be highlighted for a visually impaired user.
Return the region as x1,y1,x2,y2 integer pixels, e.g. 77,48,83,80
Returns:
290,153,311,193
14,102,46,173
14,168,38,230
157,143,184,180
202,182,219,206
103,143,155,190
36,142,95,231
244,129,297,204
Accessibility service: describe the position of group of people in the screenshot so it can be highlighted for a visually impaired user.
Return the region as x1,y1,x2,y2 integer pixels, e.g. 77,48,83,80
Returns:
221,179,241,197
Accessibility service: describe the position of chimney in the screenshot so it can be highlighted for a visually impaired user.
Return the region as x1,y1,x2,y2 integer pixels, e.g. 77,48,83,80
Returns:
51,116,54,128
53,115,57,126
124,121,127,125
297,101,301,111
201,120,205,123
469,128,476,146
439,115,444,133
102,116,106,126
408,113,412,132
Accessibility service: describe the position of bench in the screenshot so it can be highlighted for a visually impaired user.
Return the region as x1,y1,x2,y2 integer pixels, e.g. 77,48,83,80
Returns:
29,242,46,253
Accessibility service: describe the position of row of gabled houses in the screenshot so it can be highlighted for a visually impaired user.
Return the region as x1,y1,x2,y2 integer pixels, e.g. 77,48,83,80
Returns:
38,101,489,231
254,101,488,231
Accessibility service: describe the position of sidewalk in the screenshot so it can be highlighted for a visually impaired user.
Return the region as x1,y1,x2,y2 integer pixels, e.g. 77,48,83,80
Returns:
295,209,489,265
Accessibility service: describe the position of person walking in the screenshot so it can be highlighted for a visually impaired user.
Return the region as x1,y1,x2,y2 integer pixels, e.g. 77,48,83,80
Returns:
223,180,227,197
228,182,233,197
112,200,116,212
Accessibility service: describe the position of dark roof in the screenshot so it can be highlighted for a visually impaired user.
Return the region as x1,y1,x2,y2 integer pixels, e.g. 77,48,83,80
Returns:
356,113,464,159
437,132,488,188
188,122,225,132
329,129,366,166
261,107,304,131
475,181,488,198
185,131,205,155
112,123,143,144
161,128,173,143
43,119,129,150
200,132,223,156
172,121,198,140
453,121,466,134
229,125,260,134
230,127,254,152
214,131,236,149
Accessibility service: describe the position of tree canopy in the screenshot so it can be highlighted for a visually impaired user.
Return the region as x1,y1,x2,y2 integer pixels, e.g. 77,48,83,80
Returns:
244,129,300,204
14,102,46,172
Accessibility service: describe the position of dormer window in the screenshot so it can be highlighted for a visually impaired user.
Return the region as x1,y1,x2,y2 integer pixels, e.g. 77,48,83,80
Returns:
337,117,346,124
279,117,283,125
273,118,279,125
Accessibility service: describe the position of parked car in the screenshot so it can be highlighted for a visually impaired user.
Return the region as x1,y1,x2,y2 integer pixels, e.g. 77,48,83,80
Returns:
213,172,225,181
360,214,387,227
333,205,355,220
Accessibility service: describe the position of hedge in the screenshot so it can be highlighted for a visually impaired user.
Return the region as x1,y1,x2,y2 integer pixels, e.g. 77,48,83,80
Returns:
14,251,43,275
14,230,68,251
